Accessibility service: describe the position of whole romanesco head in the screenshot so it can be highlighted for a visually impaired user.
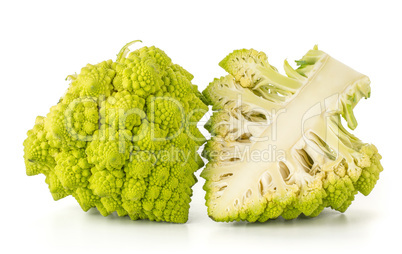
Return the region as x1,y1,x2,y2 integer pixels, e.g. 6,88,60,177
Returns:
202,46,383,222
23,41,208,223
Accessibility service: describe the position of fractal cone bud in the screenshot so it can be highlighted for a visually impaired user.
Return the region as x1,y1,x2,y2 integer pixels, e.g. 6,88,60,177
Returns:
23,41,208,223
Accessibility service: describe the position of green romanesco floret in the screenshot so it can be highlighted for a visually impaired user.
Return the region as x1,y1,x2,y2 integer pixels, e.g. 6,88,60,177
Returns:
23,40,208,223
202,46,383,222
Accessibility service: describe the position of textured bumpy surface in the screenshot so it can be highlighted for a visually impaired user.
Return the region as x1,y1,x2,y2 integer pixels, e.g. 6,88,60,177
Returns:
23,41,208,223
202,46,383,222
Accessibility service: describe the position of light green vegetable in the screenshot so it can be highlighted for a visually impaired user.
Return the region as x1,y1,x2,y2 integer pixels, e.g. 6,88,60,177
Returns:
23,41,208,223
202,46,383,222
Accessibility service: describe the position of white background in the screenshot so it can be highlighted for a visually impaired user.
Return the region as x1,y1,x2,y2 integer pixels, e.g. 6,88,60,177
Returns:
1,0,400,253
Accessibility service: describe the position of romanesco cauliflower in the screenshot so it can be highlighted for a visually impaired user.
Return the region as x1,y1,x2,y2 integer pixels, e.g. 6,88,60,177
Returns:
23,41,208,223
202,46,383,222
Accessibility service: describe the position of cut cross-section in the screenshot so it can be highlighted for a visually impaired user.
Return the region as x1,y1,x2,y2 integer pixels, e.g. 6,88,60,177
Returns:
202,46,383,222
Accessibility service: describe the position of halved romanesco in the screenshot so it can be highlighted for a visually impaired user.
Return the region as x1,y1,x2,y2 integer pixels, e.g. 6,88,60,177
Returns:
202,46,383,222
23,41,208,223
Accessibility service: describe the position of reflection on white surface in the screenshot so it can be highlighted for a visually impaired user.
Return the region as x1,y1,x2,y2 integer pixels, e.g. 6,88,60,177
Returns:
38,205,190,251
7,168,390,254
15,200,385,254
205,209,379,252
